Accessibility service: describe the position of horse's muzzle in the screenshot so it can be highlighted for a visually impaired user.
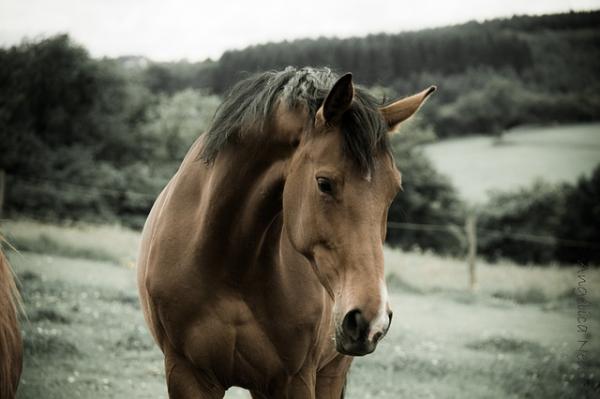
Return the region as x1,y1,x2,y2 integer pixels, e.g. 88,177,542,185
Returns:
335,309,389,356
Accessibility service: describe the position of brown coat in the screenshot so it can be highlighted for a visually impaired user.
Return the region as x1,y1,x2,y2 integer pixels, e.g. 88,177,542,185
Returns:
137,69,434,398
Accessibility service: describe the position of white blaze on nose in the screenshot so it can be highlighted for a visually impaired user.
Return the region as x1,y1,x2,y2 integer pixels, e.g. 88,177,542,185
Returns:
368,280,390,341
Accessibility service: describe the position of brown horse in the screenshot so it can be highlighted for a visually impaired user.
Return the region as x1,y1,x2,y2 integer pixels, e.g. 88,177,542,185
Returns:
137,67,434,398
0,243,23,399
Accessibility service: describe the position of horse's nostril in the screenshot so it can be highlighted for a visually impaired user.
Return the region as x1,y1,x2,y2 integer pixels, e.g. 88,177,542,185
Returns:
372,331,383,344
342,309,368,341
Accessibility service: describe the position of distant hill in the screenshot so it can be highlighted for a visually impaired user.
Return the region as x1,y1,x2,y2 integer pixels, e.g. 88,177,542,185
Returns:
137,10,600,138
135,10,599,91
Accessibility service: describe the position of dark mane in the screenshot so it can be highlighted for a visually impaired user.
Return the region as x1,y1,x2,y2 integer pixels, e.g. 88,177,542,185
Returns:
200,67,390,172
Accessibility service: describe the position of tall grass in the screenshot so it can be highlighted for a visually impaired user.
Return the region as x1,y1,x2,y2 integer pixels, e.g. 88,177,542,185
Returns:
1,220,140,267
384,247,600,303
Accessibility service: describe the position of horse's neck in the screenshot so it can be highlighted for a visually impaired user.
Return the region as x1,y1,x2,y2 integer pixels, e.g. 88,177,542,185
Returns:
200,142,327,323
188,138,292,271
173,136,329,359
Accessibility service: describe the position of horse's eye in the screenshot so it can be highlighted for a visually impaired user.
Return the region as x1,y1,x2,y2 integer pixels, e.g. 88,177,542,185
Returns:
316,177,333,194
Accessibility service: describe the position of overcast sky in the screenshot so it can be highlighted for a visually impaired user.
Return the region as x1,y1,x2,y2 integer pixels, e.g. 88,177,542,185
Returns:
1,0,598,61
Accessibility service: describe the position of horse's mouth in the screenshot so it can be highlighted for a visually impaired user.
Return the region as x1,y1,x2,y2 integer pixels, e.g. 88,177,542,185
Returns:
334,333,377,357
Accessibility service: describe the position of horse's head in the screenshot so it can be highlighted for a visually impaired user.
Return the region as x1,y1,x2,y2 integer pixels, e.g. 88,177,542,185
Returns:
283,73,434,356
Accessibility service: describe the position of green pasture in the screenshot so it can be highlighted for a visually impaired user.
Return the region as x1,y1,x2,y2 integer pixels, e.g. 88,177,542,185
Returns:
421,123,600,203
3,220,599,398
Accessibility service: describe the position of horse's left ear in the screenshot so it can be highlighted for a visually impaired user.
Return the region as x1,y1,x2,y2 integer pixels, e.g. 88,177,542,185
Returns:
380,86,436,131
316,73,354,127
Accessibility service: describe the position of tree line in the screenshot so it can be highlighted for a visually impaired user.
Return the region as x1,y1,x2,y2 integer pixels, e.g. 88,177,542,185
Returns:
143,10,600,137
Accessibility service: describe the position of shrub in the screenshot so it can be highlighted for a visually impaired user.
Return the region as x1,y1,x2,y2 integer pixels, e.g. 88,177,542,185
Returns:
478,166,600,265
555,165,600,264
477,181,568,264
386,129,466,255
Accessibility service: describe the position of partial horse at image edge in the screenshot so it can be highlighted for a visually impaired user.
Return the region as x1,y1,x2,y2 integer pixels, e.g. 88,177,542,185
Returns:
0,243,23,399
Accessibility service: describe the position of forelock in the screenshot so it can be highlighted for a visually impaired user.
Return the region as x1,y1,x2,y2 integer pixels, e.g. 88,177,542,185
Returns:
199,66,390,171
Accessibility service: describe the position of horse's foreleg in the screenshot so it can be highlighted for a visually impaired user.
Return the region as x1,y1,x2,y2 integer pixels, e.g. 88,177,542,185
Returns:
315,375,347,399
164,348,225,399
315,356,352,399
250,371,316,399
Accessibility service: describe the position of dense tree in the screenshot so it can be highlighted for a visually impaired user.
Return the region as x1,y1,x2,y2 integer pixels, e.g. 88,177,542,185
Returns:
476,167,600,265
0,36,219,227
555,166,600,264
137,11,600,138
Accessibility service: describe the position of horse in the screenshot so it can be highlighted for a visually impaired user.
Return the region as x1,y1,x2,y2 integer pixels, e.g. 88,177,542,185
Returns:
137,67,435,398
0,243,23,399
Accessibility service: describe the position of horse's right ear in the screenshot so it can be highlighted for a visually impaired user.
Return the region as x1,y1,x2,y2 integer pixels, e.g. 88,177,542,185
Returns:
315,73,354,127
380,86,436,131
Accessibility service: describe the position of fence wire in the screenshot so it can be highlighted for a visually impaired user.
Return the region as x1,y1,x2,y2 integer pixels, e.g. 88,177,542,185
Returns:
5,173,600,250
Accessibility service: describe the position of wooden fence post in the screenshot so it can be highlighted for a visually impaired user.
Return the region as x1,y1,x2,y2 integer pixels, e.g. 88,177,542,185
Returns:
465,213,478,291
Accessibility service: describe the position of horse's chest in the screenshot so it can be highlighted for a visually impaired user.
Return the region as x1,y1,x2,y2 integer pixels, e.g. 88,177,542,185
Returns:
180,294,322,386
231,316,305,384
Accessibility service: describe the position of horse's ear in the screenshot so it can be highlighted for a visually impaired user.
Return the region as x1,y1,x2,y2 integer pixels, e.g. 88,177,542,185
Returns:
380,86,436,131
315,73,354,127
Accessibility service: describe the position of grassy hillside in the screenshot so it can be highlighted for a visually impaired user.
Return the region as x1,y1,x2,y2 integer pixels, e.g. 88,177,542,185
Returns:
420,123,600,203
3,220,599,398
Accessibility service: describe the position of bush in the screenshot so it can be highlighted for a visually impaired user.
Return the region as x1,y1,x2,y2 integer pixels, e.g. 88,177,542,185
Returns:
139,89,220,161
386,129,466,255
477,181,568,264
477,166,600,265
555,165,600,264
0,36,221,227
433,73,524,137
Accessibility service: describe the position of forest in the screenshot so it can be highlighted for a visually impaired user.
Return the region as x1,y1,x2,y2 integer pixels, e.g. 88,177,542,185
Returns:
0,10,598,264
145,10,600,137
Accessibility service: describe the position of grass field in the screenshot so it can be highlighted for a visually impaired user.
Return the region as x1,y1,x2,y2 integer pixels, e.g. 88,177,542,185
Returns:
3,220,600,398
421,123,600,203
